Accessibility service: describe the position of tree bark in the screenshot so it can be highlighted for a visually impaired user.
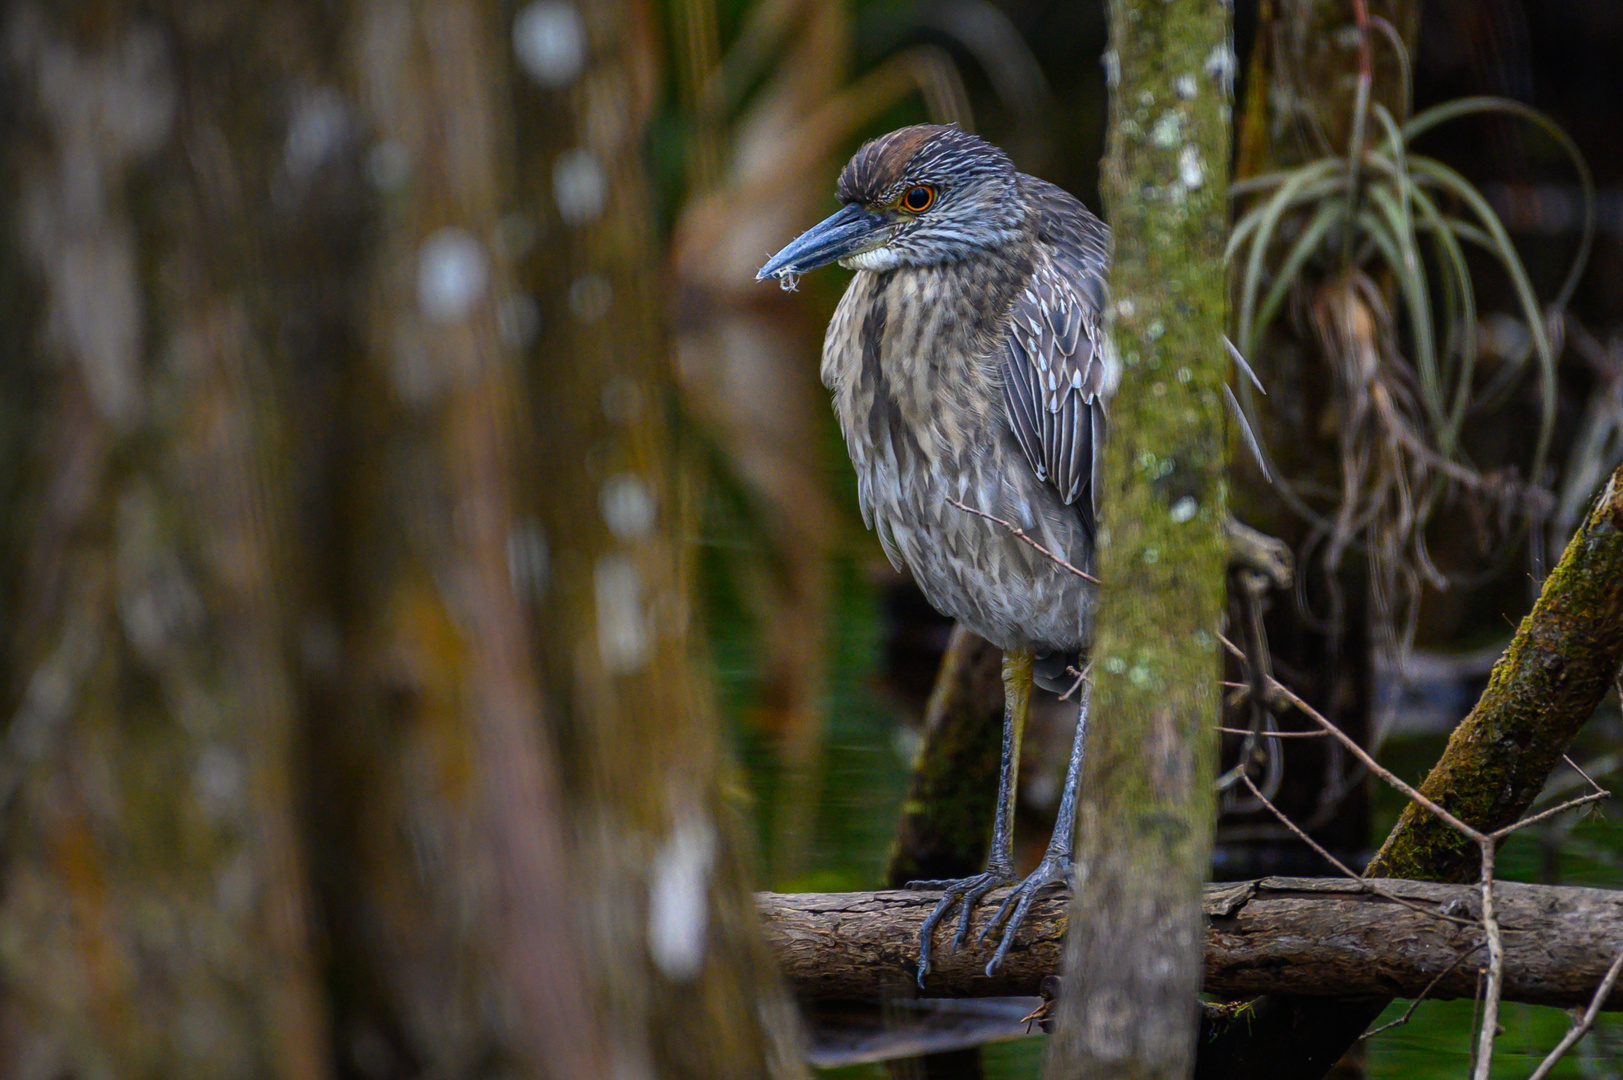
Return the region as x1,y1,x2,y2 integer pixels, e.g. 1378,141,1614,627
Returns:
1369,465,1623,881
1047,2,1231,1077
761,878,1623,1012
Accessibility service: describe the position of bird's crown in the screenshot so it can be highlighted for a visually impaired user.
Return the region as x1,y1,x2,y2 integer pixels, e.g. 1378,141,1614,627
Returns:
837,125,1014,207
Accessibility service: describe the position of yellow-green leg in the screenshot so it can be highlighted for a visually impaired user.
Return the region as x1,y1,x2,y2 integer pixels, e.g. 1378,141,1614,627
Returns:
909,648,1032,985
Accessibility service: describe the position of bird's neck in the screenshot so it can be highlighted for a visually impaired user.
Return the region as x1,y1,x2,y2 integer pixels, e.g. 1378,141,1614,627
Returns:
855,244,1034,452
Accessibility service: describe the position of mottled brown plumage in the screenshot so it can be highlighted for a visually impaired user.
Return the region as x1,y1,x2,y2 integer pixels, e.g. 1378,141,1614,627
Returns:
817,126,1112,667
758,124,1113,980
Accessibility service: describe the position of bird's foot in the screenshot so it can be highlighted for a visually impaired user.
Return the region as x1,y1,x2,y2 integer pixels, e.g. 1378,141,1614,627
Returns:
977,851,1072,976
906,867,1016,985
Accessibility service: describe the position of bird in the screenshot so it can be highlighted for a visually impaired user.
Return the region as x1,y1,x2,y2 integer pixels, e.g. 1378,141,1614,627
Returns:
757,124,1113,981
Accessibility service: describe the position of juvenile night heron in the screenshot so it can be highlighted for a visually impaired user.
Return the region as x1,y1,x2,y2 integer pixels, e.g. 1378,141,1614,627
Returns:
758,125,1112,979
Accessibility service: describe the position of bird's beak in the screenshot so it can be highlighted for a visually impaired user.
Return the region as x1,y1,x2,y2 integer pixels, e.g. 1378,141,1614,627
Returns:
756,203,891,282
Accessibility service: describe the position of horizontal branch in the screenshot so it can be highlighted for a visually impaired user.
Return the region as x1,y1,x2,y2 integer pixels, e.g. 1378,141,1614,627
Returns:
760,877,1623,1010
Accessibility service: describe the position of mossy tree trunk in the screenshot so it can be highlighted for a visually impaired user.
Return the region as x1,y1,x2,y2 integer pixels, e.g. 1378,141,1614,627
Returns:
1045,1,1231,1077
887,626,1006,888
1368,465,1623,881
0,5,333,1075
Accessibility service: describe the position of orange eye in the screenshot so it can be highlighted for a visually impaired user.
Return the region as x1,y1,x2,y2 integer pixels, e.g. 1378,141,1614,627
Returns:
902,184,936,213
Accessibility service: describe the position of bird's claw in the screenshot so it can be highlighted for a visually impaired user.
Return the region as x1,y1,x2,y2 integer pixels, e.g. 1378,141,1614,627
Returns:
908,867,1016,986
977,852,1072,976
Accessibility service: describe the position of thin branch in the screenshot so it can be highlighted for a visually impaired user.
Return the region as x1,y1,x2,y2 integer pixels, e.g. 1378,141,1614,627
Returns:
1361,942,1487,1041
1221,630,1483,839
1531,752,1619,810
944,497,1101,583
1060,664,1091,702
1489,790,1610,840
1564,752,1605,793
1527,945,1623,1080
1217,727,1327,738
1468,967,1485,1079
1240,773,1475,928
1242,773,1360,878
1472,842,1503,1080
1267,667,1483,841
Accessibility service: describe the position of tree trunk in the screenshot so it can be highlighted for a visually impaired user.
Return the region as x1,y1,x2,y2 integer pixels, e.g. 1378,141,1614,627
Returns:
0,5,331,1075
1045,2,1231,1077
1,2,807,1077
761,877,1623,1011
510,3,808,1076
1369,464,1623,881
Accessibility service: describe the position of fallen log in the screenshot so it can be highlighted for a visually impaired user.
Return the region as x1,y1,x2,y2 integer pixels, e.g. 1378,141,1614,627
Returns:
760,877,1623,1010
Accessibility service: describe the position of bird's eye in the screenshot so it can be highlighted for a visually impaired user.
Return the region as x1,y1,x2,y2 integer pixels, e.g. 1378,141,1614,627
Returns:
901,184,936,213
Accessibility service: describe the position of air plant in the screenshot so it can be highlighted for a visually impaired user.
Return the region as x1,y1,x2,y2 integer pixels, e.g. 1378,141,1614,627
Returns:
1227,32,1594,656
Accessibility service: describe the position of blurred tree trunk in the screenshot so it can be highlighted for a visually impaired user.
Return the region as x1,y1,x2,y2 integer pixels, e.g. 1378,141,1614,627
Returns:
0,5,331,1075
510,2,808,1077
1,2,803,1078
1045,1,1231,1077
317,0,605,1075
667,0,851,886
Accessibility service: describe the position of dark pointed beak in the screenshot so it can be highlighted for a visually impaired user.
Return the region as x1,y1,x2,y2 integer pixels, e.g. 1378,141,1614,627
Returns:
756,203,891,282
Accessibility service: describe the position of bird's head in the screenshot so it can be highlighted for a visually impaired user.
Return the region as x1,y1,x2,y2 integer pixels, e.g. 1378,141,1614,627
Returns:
757,125,1022,283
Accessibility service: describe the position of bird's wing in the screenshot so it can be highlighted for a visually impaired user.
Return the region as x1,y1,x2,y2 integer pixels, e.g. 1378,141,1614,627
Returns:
1000,178,1113,532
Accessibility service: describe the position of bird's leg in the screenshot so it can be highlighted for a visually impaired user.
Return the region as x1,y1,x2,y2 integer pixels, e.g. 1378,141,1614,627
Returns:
908,648,1032,985
979,671,1092,976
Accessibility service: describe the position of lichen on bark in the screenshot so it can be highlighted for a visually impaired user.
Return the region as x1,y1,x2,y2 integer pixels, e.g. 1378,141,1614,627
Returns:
1046,1,1231,1077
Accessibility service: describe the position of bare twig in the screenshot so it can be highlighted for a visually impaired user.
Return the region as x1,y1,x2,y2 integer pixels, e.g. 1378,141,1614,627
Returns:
944,497,1100,583
1360,942,1487,1041
1242,773,1359,878
1219,629,1614,1078
1489,790,1610,840
1240,773,1474,929
1532,752,1620,810
1060,664,1091,702
1264,667,1481,840
1472,844,1503,1080
1565,752,1605,793
1526,945,1623,1080
1217,727,1326,738
1468,967,1485,1078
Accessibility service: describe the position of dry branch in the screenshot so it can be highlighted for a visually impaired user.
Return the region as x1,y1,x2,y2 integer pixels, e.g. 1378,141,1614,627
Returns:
761,878,1623,1011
